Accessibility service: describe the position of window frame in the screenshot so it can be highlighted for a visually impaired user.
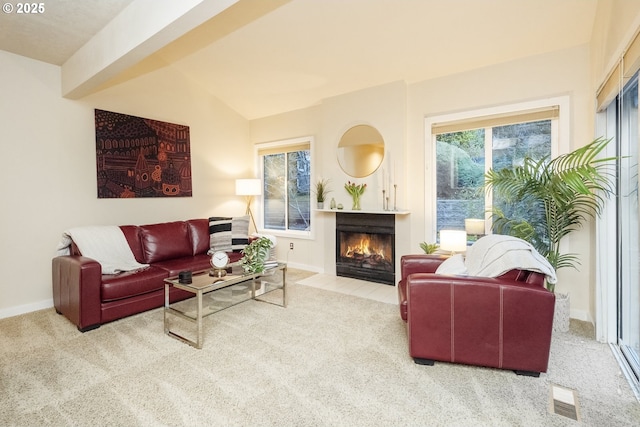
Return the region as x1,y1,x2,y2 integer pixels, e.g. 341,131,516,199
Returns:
424,96,569,243
255,136,314,239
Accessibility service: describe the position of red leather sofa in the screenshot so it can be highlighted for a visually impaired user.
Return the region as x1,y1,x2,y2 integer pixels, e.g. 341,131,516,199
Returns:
398,254,555,376
52,219,243,332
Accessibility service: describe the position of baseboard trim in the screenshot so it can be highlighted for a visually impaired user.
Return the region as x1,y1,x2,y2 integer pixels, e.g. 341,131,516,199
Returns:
283,261,323,273
569,308,593,323
0,299,53,320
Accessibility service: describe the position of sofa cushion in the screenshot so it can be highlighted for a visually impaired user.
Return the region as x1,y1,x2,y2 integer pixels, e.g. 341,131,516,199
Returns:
186,219,210,256
231,215,250,252
101,266,169,302
209,217,232,252
119,225,144,263
435,254,467,275
139,221,192,264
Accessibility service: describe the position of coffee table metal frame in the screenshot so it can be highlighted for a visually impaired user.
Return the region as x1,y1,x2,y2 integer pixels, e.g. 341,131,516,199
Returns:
164,263,287,349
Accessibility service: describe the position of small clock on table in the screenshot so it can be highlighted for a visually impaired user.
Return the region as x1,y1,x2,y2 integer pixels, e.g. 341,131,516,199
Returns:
209,251,229,278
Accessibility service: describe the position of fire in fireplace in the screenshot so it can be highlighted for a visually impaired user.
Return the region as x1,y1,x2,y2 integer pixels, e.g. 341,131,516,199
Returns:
338,232,393,270
336,213,395,285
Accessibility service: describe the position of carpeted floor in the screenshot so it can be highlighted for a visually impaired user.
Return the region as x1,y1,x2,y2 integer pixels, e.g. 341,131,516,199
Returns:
0,269,638,426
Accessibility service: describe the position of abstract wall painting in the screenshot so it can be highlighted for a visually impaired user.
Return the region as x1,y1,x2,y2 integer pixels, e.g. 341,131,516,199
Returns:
94,109,192,198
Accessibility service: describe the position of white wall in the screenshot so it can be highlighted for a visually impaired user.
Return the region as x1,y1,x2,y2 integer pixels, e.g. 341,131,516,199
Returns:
250,81,409,275
0,50,251,318
591,0,640,88
251,45,595,321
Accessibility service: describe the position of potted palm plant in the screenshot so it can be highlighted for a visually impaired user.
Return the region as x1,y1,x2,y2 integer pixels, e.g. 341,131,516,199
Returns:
314,178,332,209
483,137,616,331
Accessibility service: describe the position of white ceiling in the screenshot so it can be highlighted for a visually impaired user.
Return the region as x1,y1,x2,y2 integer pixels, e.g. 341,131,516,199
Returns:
0,0,134,65
0,0,598,120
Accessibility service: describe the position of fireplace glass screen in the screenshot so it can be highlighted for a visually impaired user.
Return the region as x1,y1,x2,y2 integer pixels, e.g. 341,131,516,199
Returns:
337,231,393,272
335,212,395,285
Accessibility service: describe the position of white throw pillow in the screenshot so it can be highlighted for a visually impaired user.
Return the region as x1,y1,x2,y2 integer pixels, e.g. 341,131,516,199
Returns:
435,254,468,276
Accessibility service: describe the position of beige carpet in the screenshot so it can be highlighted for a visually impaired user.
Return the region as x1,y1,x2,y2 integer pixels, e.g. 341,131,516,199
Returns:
0,269,639,426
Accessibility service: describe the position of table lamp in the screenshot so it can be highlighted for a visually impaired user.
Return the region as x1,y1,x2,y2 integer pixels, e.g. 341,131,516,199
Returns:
235,178,261,232
439,229,468,255
465,218,485,238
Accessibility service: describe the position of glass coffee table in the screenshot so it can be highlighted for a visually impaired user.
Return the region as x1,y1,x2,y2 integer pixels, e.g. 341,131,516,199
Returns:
164,263,287,349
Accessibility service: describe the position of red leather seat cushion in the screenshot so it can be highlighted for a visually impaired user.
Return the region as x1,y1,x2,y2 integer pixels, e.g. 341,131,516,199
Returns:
186,219,210,256
101,266,169,302
119,225,144,263
139,222,192,263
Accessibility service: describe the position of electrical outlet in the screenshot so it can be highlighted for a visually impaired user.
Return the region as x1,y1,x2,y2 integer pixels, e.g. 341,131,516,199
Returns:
289,242,294,250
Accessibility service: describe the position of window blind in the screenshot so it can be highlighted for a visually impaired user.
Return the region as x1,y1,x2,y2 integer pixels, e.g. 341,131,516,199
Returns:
596,28,640,111
257,141,310,157
431,106,559,135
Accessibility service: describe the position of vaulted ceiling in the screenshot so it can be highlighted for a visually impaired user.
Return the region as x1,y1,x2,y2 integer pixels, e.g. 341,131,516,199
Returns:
0,0,598,119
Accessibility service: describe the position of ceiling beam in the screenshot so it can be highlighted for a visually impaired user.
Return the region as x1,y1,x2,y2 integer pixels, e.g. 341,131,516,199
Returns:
61,0,239,99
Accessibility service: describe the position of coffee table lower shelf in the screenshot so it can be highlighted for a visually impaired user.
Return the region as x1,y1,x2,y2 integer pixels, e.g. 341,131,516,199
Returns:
164,263,287,349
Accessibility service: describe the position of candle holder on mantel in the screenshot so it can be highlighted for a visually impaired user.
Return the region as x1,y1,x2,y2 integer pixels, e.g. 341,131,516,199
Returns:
382,185,399,211
393,184,397,211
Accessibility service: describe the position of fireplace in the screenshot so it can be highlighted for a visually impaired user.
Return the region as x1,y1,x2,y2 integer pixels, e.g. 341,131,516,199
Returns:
336,213,395,285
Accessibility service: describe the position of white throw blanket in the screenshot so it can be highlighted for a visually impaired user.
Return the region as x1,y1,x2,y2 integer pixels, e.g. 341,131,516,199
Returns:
465,234,557,284
56,226,149,274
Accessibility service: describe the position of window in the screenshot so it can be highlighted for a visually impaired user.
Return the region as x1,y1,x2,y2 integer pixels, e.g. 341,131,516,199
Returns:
598,73,640,395
257,137,312,235
428,100,565,241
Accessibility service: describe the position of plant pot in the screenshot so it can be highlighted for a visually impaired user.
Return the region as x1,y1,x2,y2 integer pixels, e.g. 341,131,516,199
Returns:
317,202,324,209
553,292,570,333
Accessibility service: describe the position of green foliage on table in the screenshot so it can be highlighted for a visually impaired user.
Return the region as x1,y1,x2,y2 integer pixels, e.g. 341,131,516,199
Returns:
419,242,439,254
240,237,273,273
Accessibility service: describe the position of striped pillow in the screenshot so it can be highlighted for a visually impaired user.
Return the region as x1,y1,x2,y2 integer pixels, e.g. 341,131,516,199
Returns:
232,215,250,252
208,217,232,252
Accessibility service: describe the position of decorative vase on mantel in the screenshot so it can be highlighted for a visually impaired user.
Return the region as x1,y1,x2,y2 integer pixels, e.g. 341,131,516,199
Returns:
351,194,361,210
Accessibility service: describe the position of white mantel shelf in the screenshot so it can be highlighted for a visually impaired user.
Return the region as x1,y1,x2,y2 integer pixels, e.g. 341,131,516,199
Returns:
316,209,410,215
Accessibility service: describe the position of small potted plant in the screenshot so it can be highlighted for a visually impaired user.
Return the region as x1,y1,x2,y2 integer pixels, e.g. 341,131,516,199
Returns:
314,178,332,209
240,236,274,273
419,242,440,254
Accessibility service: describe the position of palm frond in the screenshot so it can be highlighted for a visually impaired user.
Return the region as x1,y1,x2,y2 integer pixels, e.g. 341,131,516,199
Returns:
483,137,616,280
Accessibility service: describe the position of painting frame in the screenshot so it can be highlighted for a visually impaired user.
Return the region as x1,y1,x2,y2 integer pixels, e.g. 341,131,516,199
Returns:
94,109,192,198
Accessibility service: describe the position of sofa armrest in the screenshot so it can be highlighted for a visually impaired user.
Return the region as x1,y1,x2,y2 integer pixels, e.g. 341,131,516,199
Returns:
52,256,102,331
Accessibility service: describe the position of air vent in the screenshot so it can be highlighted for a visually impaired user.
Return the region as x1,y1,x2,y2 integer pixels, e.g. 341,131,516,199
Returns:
549,384,581,421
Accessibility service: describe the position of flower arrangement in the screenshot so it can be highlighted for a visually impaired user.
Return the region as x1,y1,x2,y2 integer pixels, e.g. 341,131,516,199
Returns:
344,181,366,210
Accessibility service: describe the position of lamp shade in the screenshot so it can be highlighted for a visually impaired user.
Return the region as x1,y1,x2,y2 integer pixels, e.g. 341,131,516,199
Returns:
235,179,262,196
464,218,485,235
439,229,468,253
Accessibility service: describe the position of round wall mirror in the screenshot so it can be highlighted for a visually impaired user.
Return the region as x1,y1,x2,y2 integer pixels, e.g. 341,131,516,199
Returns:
337,125,385,178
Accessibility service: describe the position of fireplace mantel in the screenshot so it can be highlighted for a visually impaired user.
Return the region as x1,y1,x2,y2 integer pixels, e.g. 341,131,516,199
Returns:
316,209,410,215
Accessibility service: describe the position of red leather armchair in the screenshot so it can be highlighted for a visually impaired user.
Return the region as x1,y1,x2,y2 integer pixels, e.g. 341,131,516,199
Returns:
398,254,555,376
